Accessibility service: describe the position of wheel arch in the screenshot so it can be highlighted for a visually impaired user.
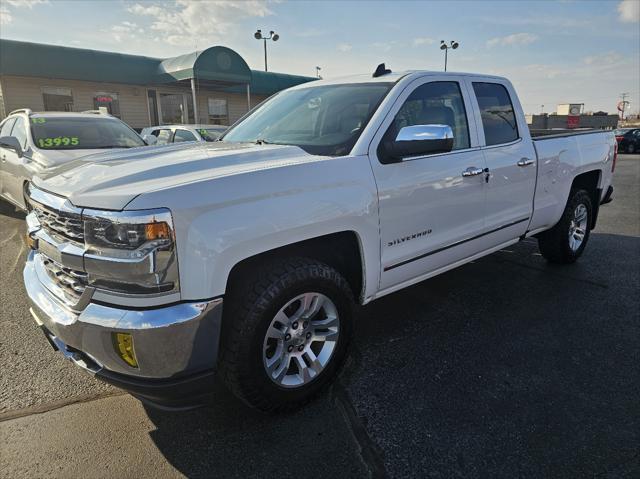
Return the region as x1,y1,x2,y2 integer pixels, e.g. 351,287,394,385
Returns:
225,231,366,302
570,169,601,230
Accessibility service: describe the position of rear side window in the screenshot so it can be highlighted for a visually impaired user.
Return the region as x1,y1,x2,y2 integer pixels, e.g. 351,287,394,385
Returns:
473,82,519,146
154,129,172,144
174,129,197,142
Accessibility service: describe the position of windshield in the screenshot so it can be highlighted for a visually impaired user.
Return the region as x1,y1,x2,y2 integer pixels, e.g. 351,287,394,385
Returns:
198,128,225,142
222,83,392,156
31,117,145,150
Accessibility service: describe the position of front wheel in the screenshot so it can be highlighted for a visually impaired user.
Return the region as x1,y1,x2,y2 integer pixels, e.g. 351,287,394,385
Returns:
219,257,354,412
537,189,592,264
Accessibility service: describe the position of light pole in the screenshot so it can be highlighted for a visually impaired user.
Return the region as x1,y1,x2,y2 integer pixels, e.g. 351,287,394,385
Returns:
315,66,322,78
620,92,629,120
254,29,279,72
439,40,459,72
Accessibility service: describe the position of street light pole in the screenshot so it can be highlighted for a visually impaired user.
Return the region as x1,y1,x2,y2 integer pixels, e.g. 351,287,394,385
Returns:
254,29,279,72
439,40,459,72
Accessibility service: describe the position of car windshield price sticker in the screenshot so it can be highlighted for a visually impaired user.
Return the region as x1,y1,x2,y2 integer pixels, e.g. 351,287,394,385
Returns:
32,118,46,124
38,136,79,147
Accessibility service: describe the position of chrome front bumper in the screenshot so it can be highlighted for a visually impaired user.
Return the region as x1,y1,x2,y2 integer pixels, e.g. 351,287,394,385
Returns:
24,250,224,380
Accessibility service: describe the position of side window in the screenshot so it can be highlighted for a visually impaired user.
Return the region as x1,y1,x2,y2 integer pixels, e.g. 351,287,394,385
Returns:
155,129,172,145
389,81,470,152
472,82,519,146
0,117,16,137
11,117,29,149
173,129,197,142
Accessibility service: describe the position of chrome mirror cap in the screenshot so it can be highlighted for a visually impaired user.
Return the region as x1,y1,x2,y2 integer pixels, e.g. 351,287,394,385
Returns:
383,124,454,162
395,124,453,143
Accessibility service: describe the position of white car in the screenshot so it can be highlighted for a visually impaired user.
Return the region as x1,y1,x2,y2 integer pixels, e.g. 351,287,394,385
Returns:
0,109,147,210
140,124,227,146
24,67,615,411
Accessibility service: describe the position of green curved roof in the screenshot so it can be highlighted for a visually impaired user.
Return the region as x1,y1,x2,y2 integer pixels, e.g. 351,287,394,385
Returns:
0,39,315,95
157,46,252,84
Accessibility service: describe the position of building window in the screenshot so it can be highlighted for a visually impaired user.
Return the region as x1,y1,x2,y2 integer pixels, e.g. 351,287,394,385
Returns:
208,98,228,125
93,92,121,118
42,87,73,112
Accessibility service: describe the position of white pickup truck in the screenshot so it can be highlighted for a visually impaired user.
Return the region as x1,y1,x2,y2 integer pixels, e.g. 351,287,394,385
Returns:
23,67,616,411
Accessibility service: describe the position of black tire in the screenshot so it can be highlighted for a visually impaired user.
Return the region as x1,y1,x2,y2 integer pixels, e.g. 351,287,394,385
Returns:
627,143,635,154
537,189,592,264
219,257,355,412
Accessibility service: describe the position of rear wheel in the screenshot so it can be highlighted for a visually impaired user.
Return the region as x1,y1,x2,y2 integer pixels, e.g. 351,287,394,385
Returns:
219,257,354,412
537,189,592,264
627,143,635,154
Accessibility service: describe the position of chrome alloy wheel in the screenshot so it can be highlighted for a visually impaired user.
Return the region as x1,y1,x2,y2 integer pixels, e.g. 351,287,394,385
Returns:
262,292,340,388
568,203,588,252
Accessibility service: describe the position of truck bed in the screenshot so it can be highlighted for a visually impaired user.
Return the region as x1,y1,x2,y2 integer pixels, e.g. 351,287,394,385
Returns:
529,128,609,140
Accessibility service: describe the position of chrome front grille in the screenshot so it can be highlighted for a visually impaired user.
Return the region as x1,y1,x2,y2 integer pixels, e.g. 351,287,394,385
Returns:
34,206,84,242
41,255,88,302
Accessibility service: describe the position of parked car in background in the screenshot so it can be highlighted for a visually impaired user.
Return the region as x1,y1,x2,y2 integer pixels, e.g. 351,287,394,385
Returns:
614,128,640,153
23,68,615,412
141,124,228,146
0,109,147,210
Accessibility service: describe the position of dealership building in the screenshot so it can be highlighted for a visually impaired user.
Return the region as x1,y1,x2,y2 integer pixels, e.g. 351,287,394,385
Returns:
0,39,315,129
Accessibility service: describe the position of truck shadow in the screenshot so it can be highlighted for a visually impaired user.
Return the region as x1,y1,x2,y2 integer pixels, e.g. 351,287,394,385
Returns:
142,379,368,478
0,200,26,220
141,233,639,478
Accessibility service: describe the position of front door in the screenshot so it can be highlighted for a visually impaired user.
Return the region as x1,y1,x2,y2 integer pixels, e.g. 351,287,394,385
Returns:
2,116,31,207
368,76,488,291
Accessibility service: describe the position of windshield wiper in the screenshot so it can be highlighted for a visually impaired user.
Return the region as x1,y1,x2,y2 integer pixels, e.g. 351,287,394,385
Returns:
255,138,271,145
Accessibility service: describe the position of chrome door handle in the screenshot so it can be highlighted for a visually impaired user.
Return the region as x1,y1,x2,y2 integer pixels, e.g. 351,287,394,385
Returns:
517,158,534,167
462,166,484,177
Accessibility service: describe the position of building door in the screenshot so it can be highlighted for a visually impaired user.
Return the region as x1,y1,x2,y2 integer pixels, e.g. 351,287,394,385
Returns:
159,93,195,125
147,90,159,126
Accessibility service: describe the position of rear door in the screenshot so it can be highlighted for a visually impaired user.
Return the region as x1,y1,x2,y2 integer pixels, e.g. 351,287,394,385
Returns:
368,75,488,291
467,79,537,242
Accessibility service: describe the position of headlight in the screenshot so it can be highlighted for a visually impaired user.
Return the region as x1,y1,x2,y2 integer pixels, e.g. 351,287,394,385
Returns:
83,208,179,295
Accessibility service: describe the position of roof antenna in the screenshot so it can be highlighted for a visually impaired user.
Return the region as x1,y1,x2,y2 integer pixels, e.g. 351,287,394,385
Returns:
373,63,391,78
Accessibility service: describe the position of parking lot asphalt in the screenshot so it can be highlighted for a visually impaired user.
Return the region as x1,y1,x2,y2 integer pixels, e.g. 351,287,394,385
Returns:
1,155,638,478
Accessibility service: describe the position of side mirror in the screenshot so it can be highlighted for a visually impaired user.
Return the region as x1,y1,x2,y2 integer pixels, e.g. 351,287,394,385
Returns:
142,134,157,146
384,125,454,162
0,136,23,158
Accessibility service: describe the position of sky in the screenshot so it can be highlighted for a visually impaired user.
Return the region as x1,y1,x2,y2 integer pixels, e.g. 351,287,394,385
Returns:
1,0,639,114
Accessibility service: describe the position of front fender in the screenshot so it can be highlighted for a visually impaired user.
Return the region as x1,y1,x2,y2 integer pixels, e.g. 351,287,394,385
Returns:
126,155,380,301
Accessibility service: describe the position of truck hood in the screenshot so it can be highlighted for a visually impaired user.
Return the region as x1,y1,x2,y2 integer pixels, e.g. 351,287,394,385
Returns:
32,147,126,168
33,142,323,210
